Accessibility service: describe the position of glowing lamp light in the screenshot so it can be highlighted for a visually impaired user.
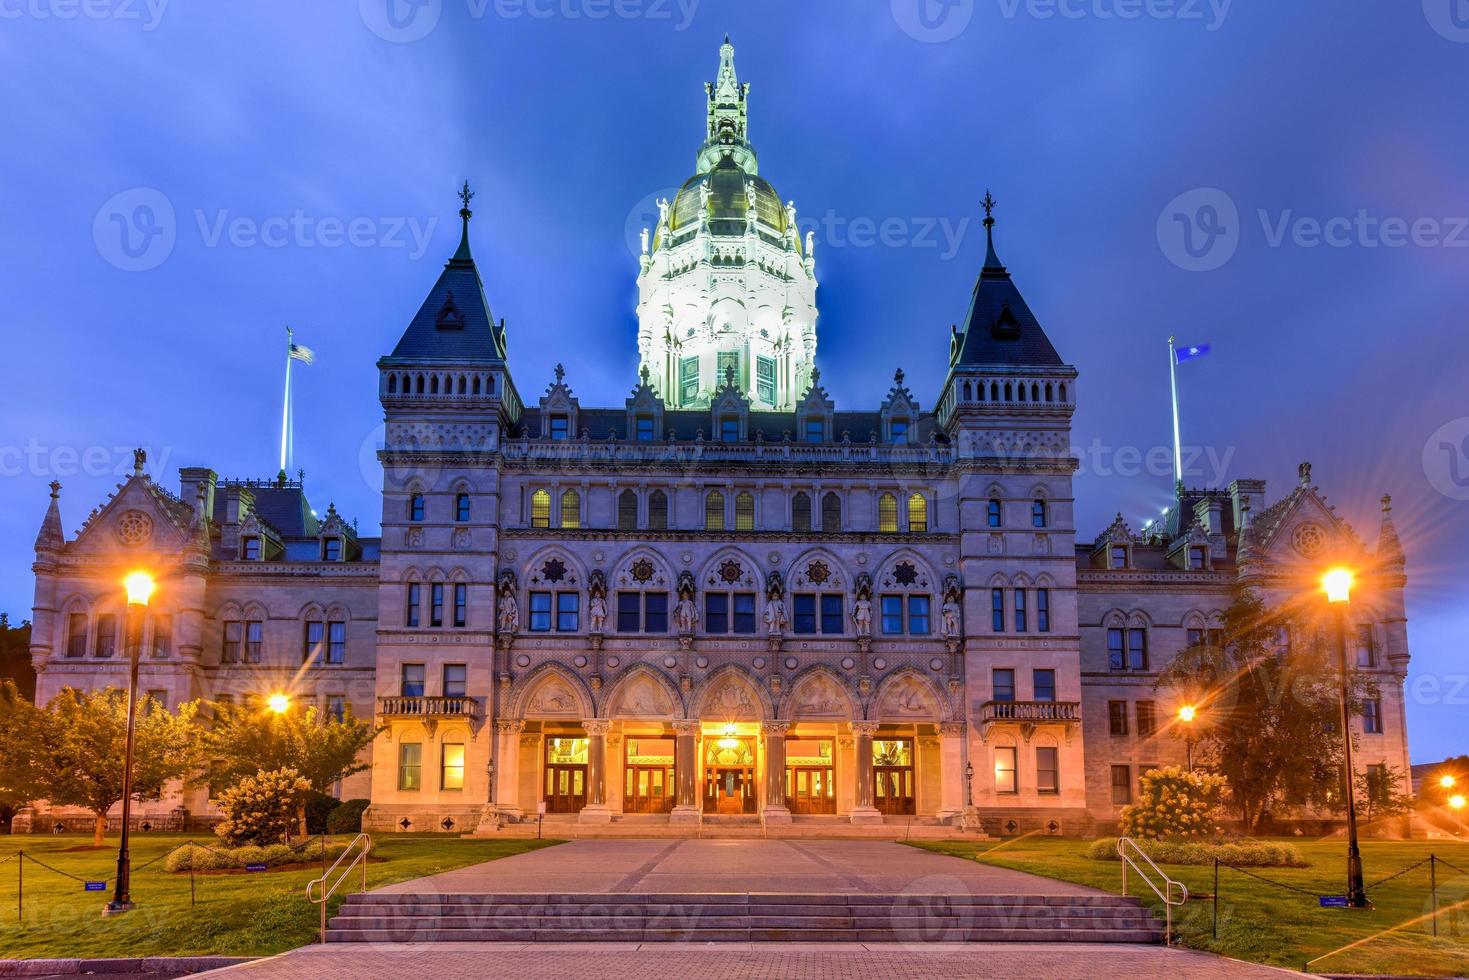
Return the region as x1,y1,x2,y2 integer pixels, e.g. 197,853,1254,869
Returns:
1442,775,1458,790
123,571,156,607
717,724,740,751
1178,705,1197,723
1321,567,1354,604
267,693,291,715
1450,794,1466,812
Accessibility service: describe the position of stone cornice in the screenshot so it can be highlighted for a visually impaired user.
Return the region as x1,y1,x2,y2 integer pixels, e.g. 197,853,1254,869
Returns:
502,528,959,545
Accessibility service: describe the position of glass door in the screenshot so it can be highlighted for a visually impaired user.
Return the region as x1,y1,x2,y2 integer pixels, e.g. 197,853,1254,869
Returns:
624,736,676,814
785,738,836,815
544,736,588,814
702,732,757,814
873,737,916,816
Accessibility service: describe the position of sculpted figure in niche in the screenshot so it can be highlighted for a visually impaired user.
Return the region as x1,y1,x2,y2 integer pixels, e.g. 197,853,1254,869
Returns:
589,593,608,633
942,597,962,638
853,597,873,637
675,594,699,634
765,595,788,634
498,589,519,633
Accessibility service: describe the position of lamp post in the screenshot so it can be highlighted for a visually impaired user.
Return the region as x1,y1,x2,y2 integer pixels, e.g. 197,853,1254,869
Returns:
267,693,291,715
105,571,155,916
1177,704,1197,773
1323,567,1369,909
1450,794,1466,837
964,761,974,807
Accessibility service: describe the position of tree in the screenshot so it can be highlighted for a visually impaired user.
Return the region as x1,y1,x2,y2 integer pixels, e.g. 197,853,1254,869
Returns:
213,768,312,846
1120,766,1226,839
0,680,46,815
1356,764,1413,825
1157,585,1377,834
0,614,35,702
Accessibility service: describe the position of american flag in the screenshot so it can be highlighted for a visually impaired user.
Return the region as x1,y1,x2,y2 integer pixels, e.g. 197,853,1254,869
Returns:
289,342,315,365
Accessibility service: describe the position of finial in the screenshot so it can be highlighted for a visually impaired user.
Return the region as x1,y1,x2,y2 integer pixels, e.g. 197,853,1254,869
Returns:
982,189,997,225
639,364,651,384
810,365,820,384
725,364,736,387
1380,493,1392,514
724,32,731,45
454,179,474,261
459,179,475,215
298,468,306,484
132,448,146,476
49,480,61,500
1298,461,1312,486
894,368,905,387
554,363,566,384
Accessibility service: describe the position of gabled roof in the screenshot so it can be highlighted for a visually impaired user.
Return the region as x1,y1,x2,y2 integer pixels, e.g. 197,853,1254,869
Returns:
950,206,1065,370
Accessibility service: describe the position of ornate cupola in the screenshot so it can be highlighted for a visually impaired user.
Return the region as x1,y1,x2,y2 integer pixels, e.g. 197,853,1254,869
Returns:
635,38,818,412
378,182,522,454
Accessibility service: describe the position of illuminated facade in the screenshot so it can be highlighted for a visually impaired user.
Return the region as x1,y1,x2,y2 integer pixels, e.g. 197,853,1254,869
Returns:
23,42,1412,836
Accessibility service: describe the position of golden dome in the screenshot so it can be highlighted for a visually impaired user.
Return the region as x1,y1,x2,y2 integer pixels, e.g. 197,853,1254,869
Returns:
668,156,789,238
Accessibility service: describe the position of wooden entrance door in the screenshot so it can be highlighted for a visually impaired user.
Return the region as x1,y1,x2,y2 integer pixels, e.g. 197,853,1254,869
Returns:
787,766,836,815
545,764,586,813
625,765,675,813
873,737,916,816
703,767,757,814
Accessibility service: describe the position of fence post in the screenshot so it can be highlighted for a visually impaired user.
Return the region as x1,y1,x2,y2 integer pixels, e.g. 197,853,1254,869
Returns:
17,850,22,927
1212,858,1219,940
189,841,196,908
1430,854,1437,939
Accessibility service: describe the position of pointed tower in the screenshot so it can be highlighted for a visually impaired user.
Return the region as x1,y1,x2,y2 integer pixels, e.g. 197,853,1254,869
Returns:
636,38,818,411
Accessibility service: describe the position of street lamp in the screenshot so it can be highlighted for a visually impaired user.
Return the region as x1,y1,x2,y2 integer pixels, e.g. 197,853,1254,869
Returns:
1177,705,1198,772
1440,775,1457,790
267,693,291,715
1450,794,1467,838
1322,566,1369,909
105,570,155,916
964,761,974,807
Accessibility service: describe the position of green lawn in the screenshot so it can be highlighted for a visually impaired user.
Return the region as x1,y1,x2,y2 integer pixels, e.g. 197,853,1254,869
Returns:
0,832,558,960
910,836,1469,977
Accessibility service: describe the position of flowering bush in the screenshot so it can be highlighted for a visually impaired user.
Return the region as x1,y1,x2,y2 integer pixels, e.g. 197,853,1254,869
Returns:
1118,766,1226,840
213,767,313,846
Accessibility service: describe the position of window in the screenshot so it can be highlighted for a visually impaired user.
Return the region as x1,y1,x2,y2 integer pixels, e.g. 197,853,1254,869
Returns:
549,415,569,440
735,491,755,530
1188,546,1207,570
66,613,87,658
244,622,263,663
1110,765,1132,805
878,493,899,533
680,355,699,403
995,746,1018,794
455,493,471,522
878,594,929,635
720,417,740,443
635,415,655,441
242,537,261,561
705,592,757,634
1361,699,1383,734
430,584,445,627
146,689,168,711
151,615,172,658
1108,700,1129,736
881,596,904,635
890,419,909,443
618,490,638,530
907,493,927,532
304,621,324,664
405,583,421,628
647,490,669,530
1033,668,1056,702
529,593,553,632
443,663,467,698
987,499,1002,528
1355,625,1377,667
805,419,824,444
718,351,739,383
1014,590,1028,633
409,494,425,522
322,538,342,561
1032,499,1047,528
992,668,1016,703
400,664,425,698
793,594,844,635
792,492,812,532
327,621,346,663
907,595,931,634
325,696,346,722
755,355,776,404
557,592,579,632
991,589,1005,632
1036,747,1059,794
222,621,242,663
559,489,581,529
1187,627,1224,648
453,584,468,628
705,490,725,530
617,591,668,633
530,489,551,528
398,743,422,791
821,492,842,531
1136,700,1157,737
1036,589,1050,633
1110,546,1127,569
441,744,466,791
1108,628,1147,670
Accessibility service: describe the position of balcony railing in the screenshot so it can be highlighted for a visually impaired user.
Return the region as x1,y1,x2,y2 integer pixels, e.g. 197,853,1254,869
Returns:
979,700,1081,724
378,696,480,719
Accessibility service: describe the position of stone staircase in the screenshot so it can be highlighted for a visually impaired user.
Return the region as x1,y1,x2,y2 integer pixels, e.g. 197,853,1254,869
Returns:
326,892,1166,944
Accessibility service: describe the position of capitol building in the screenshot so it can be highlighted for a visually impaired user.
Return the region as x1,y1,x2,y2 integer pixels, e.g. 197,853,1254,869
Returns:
25,41,1412,836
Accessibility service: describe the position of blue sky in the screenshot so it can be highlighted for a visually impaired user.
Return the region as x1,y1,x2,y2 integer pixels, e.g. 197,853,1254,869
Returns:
1,1,1466,762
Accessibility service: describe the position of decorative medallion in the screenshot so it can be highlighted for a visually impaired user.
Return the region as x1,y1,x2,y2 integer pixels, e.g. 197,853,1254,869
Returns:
873,658,888,671
1292,522,1327,558
752,656,766,669
115,510,153,547
606,656,621,669
516,655,531,668
930,658,945,672
631,558,656,583
662,655,678,669
573,655,588,668
840,657,856,670
542,558,567,583
719,559,744,584
695,656,709,669
768,551,781,565
807,560,831,584
894,561,918,586
784,657,798,670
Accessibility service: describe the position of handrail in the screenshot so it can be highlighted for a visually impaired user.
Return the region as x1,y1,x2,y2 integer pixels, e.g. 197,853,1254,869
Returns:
306,834,371,944
1117,836,1188,945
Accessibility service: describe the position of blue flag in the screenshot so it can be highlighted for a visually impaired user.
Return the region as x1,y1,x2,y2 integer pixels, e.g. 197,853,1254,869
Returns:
1175,343,1211,364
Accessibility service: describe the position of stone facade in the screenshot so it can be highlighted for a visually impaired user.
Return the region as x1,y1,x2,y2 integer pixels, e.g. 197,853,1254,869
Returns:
24,43,1412,836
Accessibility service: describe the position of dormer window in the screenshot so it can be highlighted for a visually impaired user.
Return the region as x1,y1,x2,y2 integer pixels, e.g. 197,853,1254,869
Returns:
322,538,342,562
549,415,570,440
242,537,261,561
1188,546,1208,570
805,420,823,444
409,494,426,522
636,416,655,441
1110,546,1128,569
891,420,909,443
720,417,739,443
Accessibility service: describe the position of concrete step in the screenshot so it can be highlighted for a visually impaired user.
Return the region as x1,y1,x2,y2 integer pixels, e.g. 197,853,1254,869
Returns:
326,926,1165,944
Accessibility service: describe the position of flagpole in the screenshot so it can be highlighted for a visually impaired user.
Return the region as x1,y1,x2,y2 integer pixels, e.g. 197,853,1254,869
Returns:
1168,335,1182,489
280,326,292,476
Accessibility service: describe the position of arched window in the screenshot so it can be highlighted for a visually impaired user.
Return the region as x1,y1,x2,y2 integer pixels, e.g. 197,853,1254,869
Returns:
560,489,581,529
387,375,398,394
648,490,668,530
472,376,481,396
908,493,928,533
821,491,842,531
878,492,899,533
408,494,425,522
735,491,755,531
705,490,725,531
792,492,812,532
618,489,638,531
455,493,471,523
1032,499,1048,528
987,499,1002,528
430,375,439,395
530,489,551,529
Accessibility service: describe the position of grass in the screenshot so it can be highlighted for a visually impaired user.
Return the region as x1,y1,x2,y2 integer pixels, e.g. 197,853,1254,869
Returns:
0,832,559,960
910,836,1469,977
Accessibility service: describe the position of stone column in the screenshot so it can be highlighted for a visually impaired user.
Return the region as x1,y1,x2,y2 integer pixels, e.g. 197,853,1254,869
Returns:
670,719,702,825
579,719,612,823
936,722,966,822
849,721,882,824
761,721,792,824
494,721,525,820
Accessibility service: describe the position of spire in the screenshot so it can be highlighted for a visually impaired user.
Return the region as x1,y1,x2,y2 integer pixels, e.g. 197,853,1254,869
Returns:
35,480,64,553
700,36,755,174
981,190,1005,275
453,179,474,263
1377,493,1404,563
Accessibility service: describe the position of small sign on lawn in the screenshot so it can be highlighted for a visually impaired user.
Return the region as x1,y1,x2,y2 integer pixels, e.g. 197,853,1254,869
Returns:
1319,896,1349,908
245,863,268,872
84,881,107,892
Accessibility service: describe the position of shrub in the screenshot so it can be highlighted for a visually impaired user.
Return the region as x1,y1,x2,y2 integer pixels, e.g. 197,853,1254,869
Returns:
165,838,354,872
305,791,339,835
1119,766,1226,839
1087,837,1308,868
213,768,313,846
326,798,370,835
